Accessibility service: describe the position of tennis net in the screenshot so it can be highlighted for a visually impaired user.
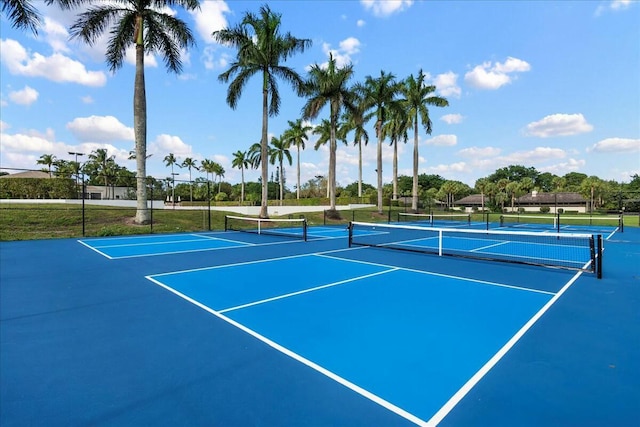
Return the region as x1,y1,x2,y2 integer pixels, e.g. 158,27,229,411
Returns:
500,213,623,233
225,215,308,241
398,212,471,227
349,221,603,277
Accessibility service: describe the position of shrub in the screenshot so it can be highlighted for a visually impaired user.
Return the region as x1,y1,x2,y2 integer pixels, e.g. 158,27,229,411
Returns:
540,206,551,213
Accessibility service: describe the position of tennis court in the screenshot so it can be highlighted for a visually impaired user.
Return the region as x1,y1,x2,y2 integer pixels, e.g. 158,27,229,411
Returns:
1,216,638,426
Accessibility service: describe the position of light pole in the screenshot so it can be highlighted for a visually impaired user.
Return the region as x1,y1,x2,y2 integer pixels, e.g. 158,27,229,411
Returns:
68,151,85,198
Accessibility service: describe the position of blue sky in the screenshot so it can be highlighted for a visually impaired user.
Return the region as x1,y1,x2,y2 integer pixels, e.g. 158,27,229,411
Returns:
1,0,639,189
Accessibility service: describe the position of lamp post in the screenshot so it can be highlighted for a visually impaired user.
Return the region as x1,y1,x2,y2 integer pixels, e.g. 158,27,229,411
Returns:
68,151,85,198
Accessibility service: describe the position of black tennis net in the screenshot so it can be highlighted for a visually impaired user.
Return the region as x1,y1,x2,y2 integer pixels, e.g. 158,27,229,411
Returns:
398,212,471,227
349,221,603,277
225,215,307,241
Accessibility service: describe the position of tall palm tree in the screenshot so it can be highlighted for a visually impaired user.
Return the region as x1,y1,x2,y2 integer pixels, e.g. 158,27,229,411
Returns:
211,162,225,194
401,69,449,211
63,0,199,223
381,106,409,201
311,119,348,198
181,157,199,202
231,150,250,203
302,53,355,213
268,135,292,206
282,119,312,199
36,154,57,177
358,70,402,213
164,153,179,203
342,93,369,199
212,4,311,218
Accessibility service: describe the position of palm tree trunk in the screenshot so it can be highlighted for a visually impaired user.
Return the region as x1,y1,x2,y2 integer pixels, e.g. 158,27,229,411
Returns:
241,167,245,203
392,138,398,200
279,161,284,206
377,123,383,214
357,137,363,199
133,29,149,224
296,146,301,199
260,77,269,218
329,106,337,211
412,118,419,212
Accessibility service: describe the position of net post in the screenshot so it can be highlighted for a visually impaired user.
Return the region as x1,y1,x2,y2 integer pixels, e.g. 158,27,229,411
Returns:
499,215,504,228
556,212,560,233
619,214,624,233
323,209,327,226
596,234,603,279
302,218,308,242
348,222,353,247
224,215,228,231
438,230,443,256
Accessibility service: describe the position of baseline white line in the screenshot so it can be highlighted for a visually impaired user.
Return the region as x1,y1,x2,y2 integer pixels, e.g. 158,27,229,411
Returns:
218,268,398,314
77,239,113,259
146,275,430,427
426,267,585,426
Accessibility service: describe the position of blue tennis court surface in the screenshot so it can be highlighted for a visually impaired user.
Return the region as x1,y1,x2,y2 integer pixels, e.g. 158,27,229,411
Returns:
2,224,639,426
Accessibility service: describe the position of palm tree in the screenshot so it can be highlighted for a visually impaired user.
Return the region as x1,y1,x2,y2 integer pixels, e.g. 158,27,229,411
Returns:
247,142,263,170
211,162,225,194
231,150,250,203
358,70,402,213
475,177,489,212
302,53,355,213
311,119,348,198
63,0,199,223
36,154,57,177
181,157,199,202
88,148,116,198
381,106,409,201
164,153,179,203
282,119,312,199
342,93,369,199
212,4,311,218
2,0,41,33
401,69,449,212
268,135,292,205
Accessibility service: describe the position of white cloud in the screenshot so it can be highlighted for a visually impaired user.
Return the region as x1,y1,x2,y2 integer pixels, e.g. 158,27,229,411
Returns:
66,115,135,143
457,146,501,157
42,16,71,53
425,162,468,174
596,0,636,15
424,134,457,147
464,57,531,90
81,96,94,104
433,71,461,98
525,113,594,137
589,137,640,153
361,0,414,17
441,114,463,125
0,121,9,132
8,86,39,106
191,0,230,43
150,134,193,157
0,38,107,87
539,158,586,175
202,45,230,70
321,37,361,68
357,19,366,27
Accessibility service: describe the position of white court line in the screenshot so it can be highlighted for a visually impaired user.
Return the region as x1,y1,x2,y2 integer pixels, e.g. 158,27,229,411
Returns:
218,268,398,313
316,252,556,296
77,239,113,259
470,240,510,252
425,267,587,426
146,274,431,427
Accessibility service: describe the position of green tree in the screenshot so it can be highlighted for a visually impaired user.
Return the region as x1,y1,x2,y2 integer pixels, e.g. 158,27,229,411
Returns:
381,106,409,201
401,69,449,211
213,4,311,218
231,150,250,203
488,165,539,184
268,135,292,205
358,70,402,213
87,148,116,198
302,53,355,213
36,154,57,177
282,119,312,200
342,92,369,198
563,172,588,190
64,0,199,223
181,157,199,202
